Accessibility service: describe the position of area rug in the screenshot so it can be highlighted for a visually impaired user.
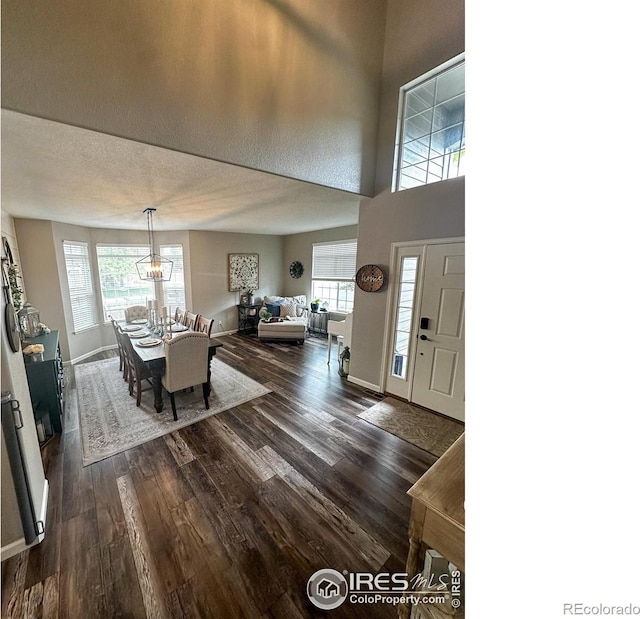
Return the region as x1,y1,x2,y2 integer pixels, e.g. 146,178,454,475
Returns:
77,357,271,466
357,397,464,457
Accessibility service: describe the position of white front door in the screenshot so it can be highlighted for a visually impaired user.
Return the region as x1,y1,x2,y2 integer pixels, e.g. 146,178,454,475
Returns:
411,242,465,421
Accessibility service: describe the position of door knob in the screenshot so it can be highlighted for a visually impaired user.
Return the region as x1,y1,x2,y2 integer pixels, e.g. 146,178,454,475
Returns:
420,334,430,341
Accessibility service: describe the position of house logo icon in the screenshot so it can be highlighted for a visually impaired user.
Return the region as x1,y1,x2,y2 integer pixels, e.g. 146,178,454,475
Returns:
307,568,348,610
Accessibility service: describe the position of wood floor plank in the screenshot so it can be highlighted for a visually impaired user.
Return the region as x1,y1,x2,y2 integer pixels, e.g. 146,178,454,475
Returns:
163,430,195,466
60,430,94,522
142,437,194,509
58,509,105,619
100,535,147,618
171,498,263,618
41,573,60,619
110,452,130,478
22,580,43,618
126,469,194,593
91,457,127,546
117,473,171,619
1,552,28,619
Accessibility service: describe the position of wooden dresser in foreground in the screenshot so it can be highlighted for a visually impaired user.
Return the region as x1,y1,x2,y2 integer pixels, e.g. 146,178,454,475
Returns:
399,432,465,619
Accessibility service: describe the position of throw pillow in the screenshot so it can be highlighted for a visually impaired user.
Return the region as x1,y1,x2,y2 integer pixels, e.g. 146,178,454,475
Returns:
265,302,281,317
280,302,297,318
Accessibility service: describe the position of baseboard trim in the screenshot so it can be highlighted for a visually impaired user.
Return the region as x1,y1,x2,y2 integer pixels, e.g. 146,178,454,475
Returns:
347,375,381,392
212,329,236,337
67,344,118,366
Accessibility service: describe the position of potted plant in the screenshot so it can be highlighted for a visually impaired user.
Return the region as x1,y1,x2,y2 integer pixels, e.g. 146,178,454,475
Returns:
311,298,320,312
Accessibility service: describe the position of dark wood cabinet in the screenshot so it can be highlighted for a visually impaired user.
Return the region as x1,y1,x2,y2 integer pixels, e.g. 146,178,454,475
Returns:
23,330,65,437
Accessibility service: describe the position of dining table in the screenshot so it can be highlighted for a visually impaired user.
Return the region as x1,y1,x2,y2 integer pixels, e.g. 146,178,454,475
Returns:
120,320,223,414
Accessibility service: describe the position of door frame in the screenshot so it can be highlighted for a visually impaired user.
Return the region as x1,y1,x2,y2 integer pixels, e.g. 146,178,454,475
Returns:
380,236,465,399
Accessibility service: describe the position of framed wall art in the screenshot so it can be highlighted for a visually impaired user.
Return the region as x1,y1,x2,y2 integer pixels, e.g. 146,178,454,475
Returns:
228,253,259,292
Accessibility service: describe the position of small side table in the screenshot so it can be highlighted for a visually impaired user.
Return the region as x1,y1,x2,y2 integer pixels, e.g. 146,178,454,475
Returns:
308,310,329,336
237,304,261,335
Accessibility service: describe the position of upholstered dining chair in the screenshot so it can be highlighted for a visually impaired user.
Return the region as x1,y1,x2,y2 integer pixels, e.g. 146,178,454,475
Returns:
161,332,210,421
124,305,148,323
183,311,199,330
119,328,154,406
195,315,214,337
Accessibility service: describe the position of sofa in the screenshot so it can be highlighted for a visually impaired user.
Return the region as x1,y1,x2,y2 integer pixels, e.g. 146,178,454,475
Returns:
257,295,307,343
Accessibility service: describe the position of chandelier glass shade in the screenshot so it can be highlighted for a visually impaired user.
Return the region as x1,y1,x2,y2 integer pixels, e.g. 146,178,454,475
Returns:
136,208,173,282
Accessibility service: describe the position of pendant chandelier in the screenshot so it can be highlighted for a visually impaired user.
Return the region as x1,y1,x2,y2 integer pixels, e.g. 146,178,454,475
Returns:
136,208,173,282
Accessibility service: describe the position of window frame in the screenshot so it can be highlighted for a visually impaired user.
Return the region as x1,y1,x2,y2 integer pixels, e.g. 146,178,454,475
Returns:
311,239,358,313
95,243,185,322
393,52,465,192
62,240,99,333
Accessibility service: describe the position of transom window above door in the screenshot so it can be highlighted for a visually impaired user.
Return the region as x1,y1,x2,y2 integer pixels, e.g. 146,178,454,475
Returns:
393,53,465,191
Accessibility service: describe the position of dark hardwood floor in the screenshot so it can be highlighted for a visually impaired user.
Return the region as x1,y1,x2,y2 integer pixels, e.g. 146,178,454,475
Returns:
2,333,439,618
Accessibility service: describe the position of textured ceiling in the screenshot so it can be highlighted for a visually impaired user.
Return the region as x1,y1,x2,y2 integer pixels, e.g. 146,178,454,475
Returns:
1,111,365,235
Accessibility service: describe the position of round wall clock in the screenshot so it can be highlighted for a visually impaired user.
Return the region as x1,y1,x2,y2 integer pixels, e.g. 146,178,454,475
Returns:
289,261,304,279
355,264,385,292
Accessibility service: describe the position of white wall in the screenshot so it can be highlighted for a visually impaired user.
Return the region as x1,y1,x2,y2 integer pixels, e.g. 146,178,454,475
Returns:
188,230,284,333
1,211,47,555
2,0,386,196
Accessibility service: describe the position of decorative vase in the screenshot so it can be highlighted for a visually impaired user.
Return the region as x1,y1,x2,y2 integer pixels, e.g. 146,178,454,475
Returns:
311,303,319,312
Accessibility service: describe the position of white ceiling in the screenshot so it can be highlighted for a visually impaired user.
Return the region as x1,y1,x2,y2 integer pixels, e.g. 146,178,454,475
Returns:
1,110,365,235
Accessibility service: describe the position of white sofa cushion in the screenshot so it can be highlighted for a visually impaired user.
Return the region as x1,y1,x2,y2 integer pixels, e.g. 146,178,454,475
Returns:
280,302,297,318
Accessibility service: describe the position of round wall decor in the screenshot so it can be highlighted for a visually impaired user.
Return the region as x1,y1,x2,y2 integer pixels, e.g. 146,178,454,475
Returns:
289,261,304,279
355,264,385,292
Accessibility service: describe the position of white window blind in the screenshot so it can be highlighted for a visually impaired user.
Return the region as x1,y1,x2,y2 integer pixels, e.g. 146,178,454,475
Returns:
312,240,358,279
312,240,358,312
63,241,98,332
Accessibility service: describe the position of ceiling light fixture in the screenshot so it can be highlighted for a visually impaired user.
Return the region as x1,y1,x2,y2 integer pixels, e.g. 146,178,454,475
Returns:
136,208,173,282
